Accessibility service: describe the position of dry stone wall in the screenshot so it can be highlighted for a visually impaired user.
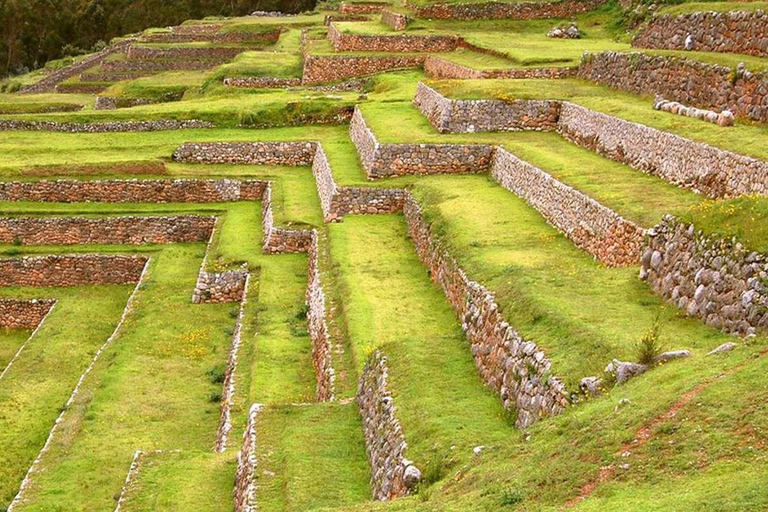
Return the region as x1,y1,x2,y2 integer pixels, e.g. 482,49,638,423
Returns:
424,56,576,79
414,82,560,133
578,51,768,123
381,9,409,30
349,107,493,178
357,350,421,500
491,148,645,266
234,403,262,512
223,76,302,88
0,215,214,246
0,254,148,287
633,10,768,57
0,179,267,203
0,299,56,329
101,59,226,73
20,40,134,94
192,266,248,303
403,193,569,428
340,2,388,14
409,0,606,20
328,22,458,52
261,183,313,253
173,141,317,165
307,230,336,401
127,45,246,60
0,120,213,133
557,101,768,198
640,216,768,336
302,54,425,84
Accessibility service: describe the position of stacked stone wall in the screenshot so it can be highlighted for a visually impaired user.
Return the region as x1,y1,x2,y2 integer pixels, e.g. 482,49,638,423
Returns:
223,76,303,88
234,404,262,512
414,81,560,133
381,9,409,30
0,179,267,203
0,299,56,329
54,84,109,94
0,215,214,246
127,45,246,60
192,267,248,303
491,148,645,266
20,40,134,94
311,144,340,221
101,59,226,73
0,120,213,133
357,350,421,500
633,11,768,57
640,216,768,336
173,141,317,165
340,2,388,14
557,101,768,198
80,71,152,82
402,193,569,427
328,22,458,52
0,254,147,287
302,54,425,84
577,51,768,123
173,23,223,35
94,96,159,110
142,29,280,44
424,56,576,79
260,183,313,253
349,107,493,178
307,231,335,401
409,0,606,20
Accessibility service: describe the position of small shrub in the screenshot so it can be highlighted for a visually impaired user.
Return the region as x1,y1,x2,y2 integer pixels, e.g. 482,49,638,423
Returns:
12,236,22,246
636,318,663,365
208,391,222,403
207,366,225,384
500,487,525,506
6,81,21,93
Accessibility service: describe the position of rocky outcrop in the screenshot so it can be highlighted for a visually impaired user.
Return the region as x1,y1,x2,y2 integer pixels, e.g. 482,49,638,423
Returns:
633,10,768,58
357,351,421,500
302,54,425,84
0,299,56,329
414,82,560,133
409,0,607,20
640,216,768,336
424,56,576,79
578,51,768,123
0,120,214,133
403,193,569,428
234,403,262,512
328,22,458,52
307,231,335,401
0,215,214,245
0,178,266,203
490,148,645,266
349,107,493,178
557,101,768,198
0,254,148,287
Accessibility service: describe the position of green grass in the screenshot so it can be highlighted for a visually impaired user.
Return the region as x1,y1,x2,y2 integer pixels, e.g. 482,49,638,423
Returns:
256,403,371,511
329,215,514,478
0,329,33,372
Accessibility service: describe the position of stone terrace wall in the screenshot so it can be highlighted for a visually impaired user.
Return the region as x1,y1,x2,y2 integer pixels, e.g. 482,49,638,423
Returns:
223,77,303,88
327,22,458,52
409,0,606,20
381,9,408,30
403,193,569,428
20,40,134,94
491,148,645,266
357,350,421,500
173,142,317,165
578,51,768,123
0,299,56,329
127,45,247,60
0,179,267,203
640,216,768,336
0,120,213,133
413,81,560,133
349,107,493,178
340,2,388,14
0,215,214,246
142,29,280,44
557,101,768,198
424,56,576,79
234,403,262,512
302,54,425,84
260,183,313,253
0,254,147,287
192,267,248,303
101,59,226,73
633,11,768,58
307,231,335,401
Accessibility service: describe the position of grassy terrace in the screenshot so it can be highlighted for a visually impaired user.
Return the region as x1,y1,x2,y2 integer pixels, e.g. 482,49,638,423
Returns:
329,215,514,472
0,329,31,370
